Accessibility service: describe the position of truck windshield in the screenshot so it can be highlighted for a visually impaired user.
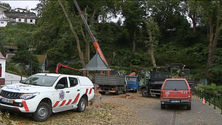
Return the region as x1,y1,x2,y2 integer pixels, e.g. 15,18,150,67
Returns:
22,75,58,87
163,80,188,90
126,77,137,82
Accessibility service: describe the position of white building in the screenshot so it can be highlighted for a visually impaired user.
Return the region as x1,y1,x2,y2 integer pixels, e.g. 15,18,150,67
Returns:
5,11,36,25
0,52,6,85
0,5,10,27
0,6,36,27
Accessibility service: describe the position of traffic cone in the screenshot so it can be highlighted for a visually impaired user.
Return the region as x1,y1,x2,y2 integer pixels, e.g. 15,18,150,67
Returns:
202,97,206,104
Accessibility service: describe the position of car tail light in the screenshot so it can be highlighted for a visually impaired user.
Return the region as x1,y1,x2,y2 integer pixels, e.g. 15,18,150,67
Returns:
161,91,163,98
112,88,116,91
188,91,191,98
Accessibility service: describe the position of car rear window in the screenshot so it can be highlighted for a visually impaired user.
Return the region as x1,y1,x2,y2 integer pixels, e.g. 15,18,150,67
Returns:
163,80,188,90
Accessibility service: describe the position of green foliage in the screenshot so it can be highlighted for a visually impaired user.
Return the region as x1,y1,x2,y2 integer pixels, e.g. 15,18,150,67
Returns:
1,0,222,83
0,3,10,8
197,83,222,94
208,48,222,82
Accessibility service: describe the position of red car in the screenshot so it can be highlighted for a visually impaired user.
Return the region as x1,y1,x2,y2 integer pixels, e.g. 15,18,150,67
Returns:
160,78,192,110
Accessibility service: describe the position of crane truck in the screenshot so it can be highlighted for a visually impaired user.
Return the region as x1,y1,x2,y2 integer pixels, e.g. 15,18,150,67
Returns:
66,0,127,94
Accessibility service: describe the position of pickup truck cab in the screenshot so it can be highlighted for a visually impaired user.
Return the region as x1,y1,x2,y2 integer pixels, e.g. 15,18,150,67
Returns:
0,73,94,122
160,78,192,110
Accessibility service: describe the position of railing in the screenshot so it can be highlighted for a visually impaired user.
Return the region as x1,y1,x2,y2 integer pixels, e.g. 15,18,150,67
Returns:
194,89,222,114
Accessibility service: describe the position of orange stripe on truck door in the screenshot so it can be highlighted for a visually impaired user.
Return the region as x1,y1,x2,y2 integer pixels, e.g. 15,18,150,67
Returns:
53,101,60,108
89,89,92,94
60,100,66,107
85,89,88,94
72,93,80,104
66,99,72,105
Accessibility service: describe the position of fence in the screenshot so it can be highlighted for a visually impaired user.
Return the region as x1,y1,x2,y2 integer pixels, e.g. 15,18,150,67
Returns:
194,89,222,114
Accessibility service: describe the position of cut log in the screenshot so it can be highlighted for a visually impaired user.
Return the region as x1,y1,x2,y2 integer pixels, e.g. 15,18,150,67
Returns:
90,92,102,106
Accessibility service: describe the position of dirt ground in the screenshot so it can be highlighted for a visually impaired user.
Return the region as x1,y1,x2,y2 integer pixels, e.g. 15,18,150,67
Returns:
3,92,221,125
2,92,153,125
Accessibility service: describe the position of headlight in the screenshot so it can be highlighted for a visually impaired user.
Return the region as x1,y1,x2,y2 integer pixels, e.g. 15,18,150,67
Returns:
20,92,40,100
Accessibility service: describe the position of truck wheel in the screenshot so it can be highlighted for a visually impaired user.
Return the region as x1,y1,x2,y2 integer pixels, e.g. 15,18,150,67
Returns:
161,104,165,109
187,103,191,110
32,102,51,122
77,98,87,112
99,92,106,95
155,94,160,98
141,89,147,97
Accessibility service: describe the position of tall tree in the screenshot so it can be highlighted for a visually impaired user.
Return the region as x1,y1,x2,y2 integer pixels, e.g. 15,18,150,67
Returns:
121,0,146,52
145,18,160,67
58,0,85,67
199,1,222,69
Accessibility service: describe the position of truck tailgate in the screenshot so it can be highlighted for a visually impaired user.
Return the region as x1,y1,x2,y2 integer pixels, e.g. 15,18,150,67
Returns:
95,75,125,85
162,90,190,99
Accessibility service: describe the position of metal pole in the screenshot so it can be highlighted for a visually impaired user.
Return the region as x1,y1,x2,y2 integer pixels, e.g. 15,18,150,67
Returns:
20,64,22,80
221,97,222,114
209,92,211,106
214,94,216,109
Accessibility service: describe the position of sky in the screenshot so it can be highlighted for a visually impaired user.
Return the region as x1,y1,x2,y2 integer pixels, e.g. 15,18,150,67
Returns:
0,0,40,9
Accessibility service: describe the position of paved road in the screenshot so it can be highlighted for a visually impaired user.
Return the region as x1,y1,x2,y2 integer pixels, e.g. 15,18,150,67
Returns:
102,93,222,125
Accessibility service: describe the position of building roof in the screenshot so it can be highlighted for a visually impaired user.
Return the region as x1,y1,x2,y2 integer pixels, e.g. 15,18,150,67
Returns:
14,8,27,11
5,12,36,19
0,5,10,10
3,45,18,49
80,53,111,71
36,55,47,64
0,52,6,59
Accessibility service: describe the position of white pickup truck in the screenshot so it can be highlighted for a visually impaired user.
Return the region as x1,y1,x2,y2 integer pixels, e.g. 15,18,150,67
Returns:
0,73,94,122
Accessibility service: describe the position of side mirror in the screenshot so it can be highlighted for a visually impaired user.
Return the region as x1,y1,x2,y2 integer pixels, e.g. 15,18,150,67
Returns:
55,84,65,89
20,80,24,83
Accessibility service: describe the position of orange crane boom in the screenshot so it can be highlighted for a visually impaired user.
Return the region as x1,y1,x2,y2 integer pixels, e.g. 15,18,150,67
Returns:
73,0,108,66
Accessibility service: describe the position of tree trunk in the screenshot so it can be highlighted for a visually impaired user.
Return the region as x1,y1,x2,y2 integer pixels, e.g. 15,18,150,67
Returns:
207,8,222,70
90,92,102,106
207,17,214,68
150,44,156,67
132,30,136,52
192,18,197,33
148,30,157,67
58,0,85,67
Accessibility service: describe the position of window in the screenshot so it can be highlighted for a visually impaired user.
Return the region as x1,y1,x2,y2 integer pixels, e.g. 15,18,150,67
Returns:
163,80,188,90
126,77,137,82
18,19,21,22
30,19,33,22
1,22,4,24
57,77,68,88
69,77,78,87
22,75,58,86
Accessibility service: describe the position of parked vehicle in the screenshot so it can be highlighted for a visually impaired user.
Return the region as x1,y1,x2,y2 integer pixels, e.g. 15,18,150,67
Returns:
160,78,192,110
126,75,139,92
140,63,195,97
140,67,170,97
0,73,94,122
95,74,126,95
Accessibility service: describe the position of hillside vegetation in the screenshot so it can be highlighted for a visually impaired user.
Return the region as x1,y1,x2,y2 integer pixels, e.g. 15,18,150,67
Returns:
1,0,222,84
